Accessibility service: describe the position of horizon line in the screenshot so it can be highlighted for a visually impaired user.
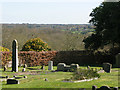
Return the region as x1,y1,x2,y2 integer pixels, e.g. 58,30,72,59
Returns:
0,23,91,25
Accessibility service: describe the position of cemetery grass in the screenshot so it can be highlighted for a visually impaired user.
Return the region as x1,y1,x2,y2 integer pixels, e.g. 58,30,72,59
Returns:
1,66,118,88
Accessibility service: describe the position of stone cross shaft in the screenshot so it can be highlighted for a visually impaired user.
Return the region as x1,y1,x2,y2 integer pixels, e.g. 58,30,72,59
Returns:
12,39,18,72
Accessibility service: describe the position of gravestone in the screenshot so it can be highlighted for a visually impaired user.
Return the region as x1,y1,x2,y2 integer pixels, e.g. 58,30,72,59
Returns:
57,63,66,71
48,61,53,70
103,63,112,73
7,78,19,84
115,53,120,68
70,64,79,71
12,39,18,72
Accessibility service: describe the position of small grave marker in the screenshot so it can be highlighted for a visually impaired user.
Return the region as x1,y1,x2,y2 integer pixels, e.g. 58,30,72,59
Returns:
57,63,66,71
7,78,19,84
103,63,112,73
70,64,79,71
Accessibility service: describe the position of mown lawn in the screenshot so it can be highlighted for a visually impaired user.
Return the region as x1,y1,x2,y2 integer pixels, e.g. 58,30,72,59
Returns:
0,66,119,88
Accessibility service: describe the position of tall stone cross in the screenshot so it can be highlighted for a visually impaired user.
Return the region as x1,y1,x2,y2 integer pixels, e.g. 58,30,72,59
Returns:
12,39,18,72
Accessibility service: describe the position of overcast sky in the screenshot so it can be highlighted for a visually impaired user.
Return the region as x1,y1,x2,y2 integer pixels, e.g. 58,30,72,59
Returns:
0,0,104,24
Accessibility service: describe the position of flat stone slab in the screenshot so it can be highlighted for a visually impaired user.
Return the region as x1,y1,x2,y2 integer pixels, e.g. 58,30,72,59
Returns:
62,77,98,83
7,78,19,84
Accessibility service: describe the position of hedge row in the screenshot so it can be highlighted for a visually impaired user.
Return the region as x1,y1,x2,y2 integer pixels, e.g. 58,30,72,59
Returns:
1,51,57,67
1,51,115,67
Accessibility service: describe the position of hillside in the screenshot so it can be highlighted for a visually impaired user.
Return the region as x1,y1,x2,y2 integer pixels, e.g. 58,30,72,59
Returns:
2,24,94,51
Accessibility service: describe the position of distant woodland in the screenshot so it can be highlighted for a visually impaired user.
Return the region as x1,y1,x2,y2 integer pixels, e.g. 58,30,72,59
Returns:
2,24,94,51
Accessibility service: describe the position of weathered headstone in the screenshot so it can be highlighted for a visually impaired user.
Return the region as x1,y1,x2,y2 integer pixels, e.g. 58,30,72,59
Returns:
7,78,19,84
103,63,112,73
115,53,120,67
12,39,18,72
57,63,66,71
70,64,79,71
48,61,53,70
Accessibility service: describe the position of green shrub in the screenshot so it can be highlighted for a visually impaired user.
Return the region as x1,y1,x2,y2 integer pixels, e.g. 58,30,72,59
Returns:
71,68,100,80
0,46,9,51
21,38,51,51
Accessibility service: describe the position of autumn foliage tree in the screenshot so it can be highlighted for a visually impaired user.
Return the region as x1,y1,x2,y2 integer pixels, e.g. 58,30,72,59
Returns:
21,38,51,51
0,46,9,51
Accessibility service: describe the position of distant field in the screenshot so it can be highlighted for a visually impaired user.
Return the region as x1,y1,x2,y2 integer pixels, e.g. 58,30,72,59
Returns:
1,66,118,88
2,24,94,51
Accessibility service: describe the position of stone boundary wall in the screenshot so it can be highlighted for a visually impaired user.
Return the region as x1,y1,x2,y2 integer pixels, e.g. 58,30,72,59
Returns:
1,51,114,67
